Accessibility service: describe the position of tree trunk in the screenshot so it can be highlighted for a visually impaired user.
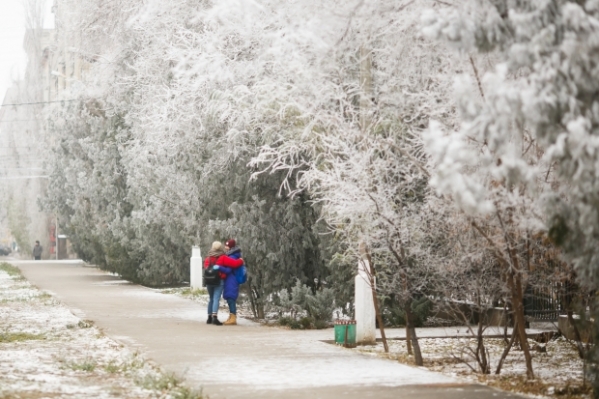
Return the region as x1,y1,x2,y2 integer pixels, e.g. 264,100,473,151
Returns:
507,268,534,379
496,322,517,374
248,281,258,318
502,302,509,345
476,318,490,374
248,282,265,319
472,219,535,379
405,298,423,366
470,218,533,378
365,251,388,353
589,299,599,399
567,310,586,359
563,276,587,359
371,282,388,352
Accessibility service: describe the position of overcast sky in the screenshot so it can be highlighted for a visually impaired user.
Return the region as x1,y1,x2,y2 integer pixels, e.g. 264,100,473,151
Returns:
0,0,54,103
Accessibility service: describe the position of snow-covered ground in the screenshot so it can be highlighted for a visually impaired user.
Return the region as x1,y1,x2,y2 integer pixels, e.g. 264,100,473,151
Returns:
353,335,588,398
1,264,590,399
0,263,202,399
161,286,589,398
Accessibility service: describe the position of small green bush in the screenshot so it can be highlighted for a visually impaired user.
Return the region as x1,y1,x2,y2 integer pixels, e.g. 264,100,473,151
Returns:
137,370,203,397
299,317,313,329
411,297,433,327
314,320,329,329
138,371,180,391
274,281,335,328
104,361,121,373
383,296,433,327
288,319,302,329
68,359,97,372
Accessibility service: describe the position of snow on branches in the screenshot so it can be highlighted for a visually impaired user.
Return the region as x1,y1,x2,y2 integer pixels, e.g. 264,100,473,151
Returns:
423,0,599,286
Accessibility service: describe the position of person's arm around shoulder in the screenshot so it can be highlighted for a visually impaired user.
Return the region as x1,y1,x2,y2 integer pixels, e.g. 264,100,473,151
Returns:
216,255,243,268
213,265,232,274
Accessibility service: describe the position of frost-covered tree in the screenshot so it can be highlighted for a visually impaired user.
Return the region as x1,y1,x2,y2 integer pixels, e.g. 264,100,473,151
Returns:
423,0,599,381
43,0,329,294
243,0,464,362
429,209,510,374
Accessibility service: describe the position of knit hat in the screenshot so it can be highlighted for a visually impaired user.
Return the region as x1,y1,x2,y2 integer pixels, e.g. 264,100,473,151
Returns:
225,239,236,248
210,241,223,252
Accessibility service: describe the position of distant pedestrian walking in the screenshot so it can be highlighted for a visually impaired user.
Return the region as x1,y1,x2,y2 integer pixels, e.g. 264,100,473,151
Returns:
203,241,243,326
32,241,43,260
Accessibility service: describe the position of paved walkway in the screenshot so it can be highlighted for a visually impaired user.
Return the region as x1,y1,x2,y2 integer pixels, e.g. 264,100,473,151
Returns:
12,260,529,399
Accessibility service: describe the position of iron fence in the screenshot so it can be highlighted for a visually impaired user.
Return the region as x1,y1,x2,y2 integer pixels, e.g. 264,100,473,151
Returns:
523,280,577,321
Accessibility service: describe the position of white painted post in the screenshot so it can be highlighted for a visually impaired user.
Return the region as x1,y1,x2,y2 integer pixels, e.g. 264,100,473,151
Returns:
355,257,376,344
190,246,203,289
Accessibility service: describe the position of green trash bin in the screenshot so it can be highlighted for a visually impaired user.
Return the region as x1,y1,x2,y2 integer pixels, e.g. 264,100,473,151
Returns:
334,320,356,348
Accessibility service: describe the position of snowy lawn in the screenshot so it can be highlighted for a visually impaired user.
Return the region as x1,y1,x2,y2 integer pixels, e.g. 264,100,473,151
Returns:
0,263,203,399
352,332,589,398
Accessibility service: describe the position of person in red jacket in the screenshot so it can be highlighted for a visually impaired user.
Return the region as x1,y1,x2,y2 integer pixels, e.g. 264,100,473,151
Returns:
204,241,243,325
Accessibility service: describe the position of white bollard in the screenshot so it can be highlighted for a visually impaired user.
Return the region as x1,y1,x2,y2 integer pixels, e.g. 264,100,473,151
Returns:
190,246,203,289
355,258,376,344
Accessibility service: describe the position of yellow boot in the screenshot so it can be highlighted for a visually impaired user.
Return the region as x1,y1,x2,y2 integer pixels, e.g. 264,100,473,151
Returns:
223,314,237,325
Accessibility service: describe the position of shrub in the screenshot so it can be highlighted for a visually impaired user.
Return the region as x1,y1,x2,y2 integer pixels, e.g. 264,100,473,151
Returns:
274,281,335,328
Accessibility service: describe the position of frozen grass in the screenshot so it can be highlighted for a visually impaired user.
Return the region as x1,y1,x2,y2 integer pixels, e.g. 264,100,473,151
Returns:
0,262,204,399
0,262,23,278
0,330,46,343
354,335,590,398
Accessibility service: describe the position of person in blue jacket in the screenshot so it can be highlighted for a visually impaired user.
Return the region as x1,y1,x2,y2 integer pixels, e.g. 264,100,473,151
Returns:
204,241,243,326
218,239,244,326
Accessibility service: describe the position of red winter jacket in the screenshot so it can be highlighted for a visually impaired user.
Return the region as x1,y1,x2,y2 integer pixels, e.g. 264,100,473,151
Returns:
204,255,243,280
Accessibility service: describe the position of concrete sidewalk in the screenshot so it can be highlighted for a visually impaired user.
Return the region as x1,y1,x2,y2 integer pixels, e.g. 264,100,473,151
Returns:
12,260,528,399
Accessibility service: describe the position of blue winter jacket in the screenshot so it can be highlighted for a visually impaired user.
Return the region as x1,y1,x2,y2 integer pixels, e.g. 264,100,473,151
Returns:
219,247,243,300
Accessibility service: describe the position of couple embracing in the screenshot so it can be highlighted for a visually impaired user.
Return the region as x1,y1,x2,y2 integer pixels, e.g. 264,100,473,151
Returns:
203,239,245,326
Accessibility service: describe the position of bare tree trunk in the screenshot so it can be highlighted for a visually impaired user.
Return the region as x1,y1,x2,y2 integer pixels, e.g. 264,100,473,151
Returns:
405,298,423,366
567,310,586,359
248,281,265,319
476,315,490,374
248,282,258,318
502,302,509,344
371,282,389,353
471,218,534,378
507,267,534,379
406,325,413,355
256,298,265,319
496,322,518,374
563,275,587,359
365,250,388,352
